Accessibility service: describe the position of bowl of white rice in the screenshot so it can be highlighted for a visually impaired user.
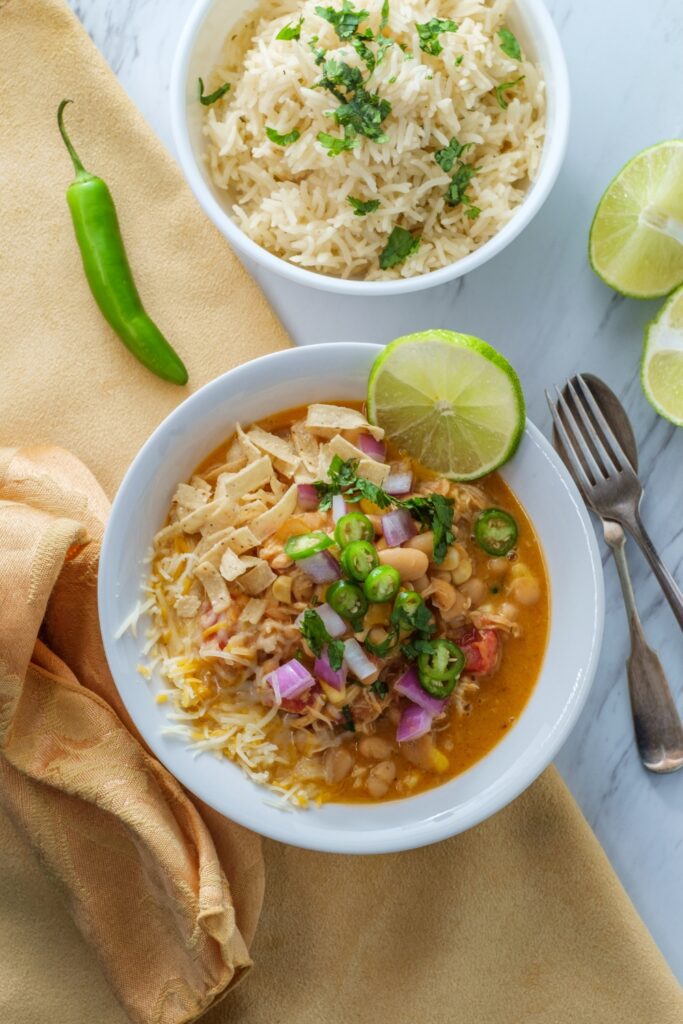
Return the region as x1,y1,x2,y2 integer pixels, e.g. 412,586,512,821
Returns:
171,0,569,294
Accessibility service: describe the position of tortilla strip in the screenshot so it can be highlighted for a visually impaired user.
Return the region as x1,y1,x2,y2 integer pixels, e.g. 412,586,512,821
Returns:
228,525,260,555
291,420,321,474
242,598,267,625
215,455,272,502
194,526,236,564
236,423,262,463
219,548,248,582
194,562,230,609
247,425,300,476
250,483,299,541
237,557,276,596
306,404,384,441
327,436,390,486
172,483,208,512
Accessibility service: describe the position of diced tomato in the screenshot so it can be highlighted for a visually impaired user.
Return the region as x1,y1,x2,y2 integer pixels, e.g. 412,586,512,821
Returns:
454,627,500,678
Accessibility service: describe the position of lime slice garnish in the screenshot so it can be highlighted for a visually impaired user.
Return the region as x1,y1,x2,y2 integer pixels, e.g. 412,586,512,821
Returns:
366,330,525,481
641,284,683,426
589,140,683,299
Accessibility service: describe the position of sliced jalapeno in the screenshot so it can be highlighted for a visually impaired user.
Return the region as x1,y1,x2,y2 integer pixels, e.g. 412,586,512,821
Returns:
363,625,398,657
326,579,368,625
341,540,379,581
363,565,401,603
284,530,334,561
335,512,374,549
417,639,465,698
474,508,518,557
391,589,434,633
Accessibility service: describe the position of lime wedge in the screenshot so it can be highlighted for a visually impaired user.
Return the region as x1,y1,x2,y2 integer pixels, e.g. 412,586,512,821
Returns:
589,140,683,298
366,330,525,481
641,285,683,426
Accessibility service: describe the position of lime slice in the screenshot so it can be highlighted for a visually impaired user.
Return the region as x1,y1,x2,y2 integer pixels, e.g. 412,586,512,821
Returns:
366,330,525,481
641,285,683,426
589,140,683,299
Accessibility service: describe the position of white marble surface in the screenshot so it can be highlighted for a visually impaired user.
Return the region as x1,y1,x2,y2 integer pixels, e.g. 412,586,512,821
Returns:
69,0,683,982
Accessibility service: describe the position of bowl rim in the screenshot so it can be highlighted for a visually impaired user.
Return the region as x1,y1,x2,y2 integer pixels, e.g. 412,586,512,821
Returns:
169,0,571,296
98,342,604,854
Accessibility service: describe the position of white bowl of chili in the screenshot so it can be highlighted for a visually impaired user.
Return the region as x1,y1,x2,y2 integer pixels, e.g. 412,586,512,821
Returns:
99,343,603,854
170,0,570,294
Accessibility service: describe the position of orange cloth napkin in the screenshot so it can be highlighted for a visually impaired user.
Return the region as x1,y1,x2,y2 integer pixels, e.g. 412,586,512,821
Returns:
1,2,682,1024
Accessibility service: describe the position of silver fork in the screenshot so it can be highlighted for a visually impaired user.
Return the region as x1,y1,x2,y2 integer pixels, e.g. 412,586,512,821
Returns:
547,374,683,773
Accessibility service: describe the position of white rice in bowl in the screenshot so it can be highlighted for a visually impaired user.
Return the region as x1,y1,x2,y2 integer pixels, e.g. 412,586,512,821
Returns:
203,0,545,280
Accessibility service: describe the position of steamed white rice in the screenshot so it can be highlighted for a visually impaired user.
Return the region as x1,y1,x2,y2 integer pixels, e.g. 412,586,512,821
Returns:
203,0,546,279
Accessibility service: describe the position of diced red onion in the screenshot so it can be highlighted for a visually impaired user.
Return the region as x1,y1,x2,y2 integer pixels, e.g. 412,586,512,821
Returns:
297,483,319,510
358,433,386,462
296,602,347,638
381,508,417,547
343,638,377,682
299,550,341,583
332,493,348,523
396,704,432,743
394,666,446,716
266,659,315,701
314,650,348,690
385,471,413,496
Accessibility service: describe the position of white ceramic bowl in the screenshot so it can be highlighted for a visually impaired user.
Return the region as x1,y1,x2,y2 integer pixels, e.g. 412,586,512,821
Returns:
171,0,570,296
99,343,603,854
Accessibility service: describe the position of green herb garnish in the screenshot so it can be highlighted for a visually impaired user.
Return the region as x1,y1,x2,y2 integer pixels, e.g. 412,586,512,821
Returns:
391,597,435,636
415,18,458,57
434,137,479,218
495,76,525,109
498,26,522,60
315,0,369,40
401,636,438,661
348,196,381,216
309,36,327,64
353,36,376,72
318,57,364,99
434,136,473,173
398,494,455,562
299,608,345,670
318,127,359,155
276,17,304,40
341,704,356,731
370,678,389,698
335,90,391,141
265,126,301,146
379,226,420,270
454,54,464,66
198,78,230,106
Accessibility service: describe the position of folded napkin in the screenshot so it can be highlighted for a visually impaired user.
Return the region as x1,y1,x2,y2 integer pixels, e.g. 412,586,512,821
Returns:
0,2,681,1024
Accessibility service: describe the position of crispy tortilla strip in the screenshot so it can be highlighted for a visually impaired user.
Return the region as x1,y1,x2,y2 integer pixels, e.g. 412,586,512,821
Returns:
291,420,321,474
250,483,299,541
327,436,390,486
174,594,201,618
247,425,300,476
194,562,230,609
194,525,235,563
215,454,272,502
306,404,384,441
237,557,276,595
242,598,267,625
236,423,262,463
172,483,208,512
228,525,259,555
219,548,248,582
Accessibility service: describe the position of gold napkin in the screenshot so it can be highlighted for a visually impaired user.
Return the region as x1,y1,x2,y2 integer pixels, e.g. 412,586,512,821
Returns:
0,2,681,1023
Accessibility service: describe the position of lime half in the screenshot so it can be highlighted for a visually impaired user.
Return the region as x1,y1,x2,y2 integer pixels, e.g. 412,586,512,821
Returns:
589,140,683,299
366,330,525,481
641,285,683,426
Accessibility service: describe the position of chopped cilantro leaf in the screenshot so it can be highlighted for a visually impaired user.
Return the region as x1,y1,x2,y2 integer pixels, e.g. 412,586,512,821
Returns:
299,609,345,670
379,226,420,270
317,127,359,156
370,678,389,698
401,637,437,661
454,54,464,66
391,598,435,636
498,26,522,60
341,704,356,731
334,89,391,141
434,136,472,173
348,195,381,216
276,16,304,40
380,0,390,31
198,78,230,106
415,18,458,57
446,162,477,206
364,629,397,657
315,1,369,40
265,126,300,146
397,494,455,562
495,76,525,109
309,37,327,64
318,58,364,99
353,36,376,72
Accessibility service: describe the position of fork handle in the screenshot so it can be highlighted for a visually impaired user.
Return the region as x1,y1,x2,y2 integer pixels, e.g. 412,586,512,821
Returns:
621,510,683,630
606,528,683,772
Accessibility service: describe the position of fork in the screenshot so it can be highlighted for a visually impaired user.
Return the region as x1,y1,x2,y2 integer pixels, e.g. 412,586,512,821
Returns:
547,374,683,630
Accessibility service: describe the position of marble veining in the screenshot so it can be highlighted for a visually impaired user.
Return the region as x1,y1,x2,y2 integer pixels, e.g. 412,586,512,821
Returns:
67,0,683,981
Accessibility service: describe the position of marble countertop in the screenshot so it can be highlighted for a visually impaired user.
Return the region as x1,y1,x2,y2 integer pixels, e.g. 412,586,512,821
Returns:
70,0,682,982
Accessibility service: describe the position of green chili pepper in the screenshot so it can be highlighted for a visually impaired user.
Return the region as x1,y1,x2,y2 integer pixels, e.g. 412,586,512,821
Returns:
341,540,379,581
57,100,188,385
326,579,368,624
417,639,465,698
474,508,518,556
335,512,374,549
284,530,334,560
363,565,401,603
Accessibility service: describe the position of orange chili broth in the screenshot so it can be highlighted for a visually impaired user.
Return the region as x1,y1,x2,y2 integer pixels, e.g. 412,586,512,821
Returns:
195,402,550,803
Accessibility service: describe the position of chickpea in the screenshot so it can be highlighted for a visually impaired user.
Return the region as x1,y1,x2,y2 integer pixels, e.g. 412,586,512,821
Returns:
378,547,429,582
366,759,396,799
488,557,509,577
440,546,461,571
324,746,354,785
508,576,541,606
499,601,519,621
459,577,488,607
359,735,394,760
431,569,451,582
451,556,473,585
430,577,457,611
406,531,434,558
